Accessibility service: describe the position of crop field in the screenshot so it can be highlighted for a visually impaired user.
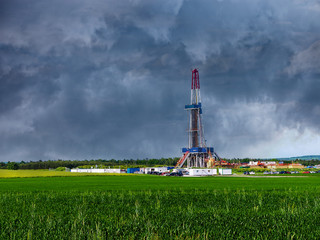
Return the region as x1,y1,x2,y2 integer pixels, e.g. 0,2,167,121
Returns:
1,175,320,239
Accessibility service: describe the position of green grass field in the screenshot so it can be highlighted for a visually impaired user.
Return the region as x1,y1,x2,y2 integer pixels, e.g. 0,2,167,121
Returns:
0,172,320,239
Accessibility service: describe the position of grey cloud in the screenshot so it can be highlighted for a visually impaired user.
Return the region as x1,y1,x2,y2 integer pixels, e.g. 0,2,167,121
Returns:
1,0,320,161
286,41,320,76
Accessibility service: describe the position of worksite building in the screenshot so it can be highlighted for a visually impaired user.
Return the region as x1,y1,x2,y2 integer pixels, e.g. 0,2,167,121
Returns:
71,168,122,173
188,169,217,176
145,167,169,173
219,169,232,175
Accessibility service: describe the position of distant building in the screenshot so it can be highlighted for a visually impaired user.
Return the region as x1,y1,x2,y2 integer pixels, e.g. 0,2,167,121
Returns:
145,167,170,173
261,161,277,165
189,169,218,176
288,163,305,169
71,168,123,173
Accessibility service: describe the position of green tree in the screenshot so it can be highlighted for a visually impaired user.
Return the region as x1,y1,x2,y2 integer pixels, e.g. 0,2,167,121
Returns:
7,162,19,170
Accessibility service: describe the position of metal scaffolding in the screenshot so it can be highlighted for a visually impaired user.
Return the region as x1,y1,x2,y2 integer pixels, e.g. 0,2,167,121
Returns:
176,69,220,168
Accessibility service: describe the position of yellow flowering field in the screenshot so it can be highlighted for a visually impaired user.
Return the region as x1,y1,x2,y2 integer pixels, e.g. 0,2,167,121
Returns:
0,169,127,178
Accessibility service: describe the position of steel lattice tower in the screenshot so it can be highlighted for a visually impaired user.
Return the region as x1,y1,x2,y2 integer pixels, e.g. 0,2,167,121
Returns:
189,69,205,149
176,69,220,168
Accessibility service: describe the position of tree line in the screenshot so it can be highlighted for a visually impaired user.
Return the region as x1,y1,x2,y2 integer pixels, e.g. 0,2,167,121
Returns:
1,158,319,170
0,158,180,170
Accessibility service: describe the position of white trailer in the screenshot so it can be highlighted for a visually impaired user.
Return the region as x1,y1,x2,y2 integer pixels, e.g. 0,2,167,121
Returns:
219,168,232,175
104,169,122,173
188,169,217,176
145,167,169,173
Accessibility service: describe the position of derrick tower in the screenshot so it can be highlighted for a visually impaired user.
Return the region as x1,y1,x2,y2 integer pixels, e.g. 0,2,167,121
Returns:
176,69,220,168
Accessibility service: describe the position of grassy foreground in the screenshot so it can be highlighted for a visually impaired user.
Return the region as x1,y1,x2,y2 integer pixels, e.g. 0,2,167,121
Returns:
1,174,320,239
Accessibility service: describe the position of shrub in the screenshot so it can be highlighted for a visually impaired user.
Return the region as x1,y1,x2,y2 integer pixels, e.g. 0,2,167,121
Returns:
7,162,19,170
55,167,66,171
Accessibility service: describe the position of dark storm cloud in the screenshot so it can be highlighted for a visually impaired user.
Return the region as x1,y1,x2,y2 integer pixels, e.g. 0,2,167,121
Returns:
1,0,320,161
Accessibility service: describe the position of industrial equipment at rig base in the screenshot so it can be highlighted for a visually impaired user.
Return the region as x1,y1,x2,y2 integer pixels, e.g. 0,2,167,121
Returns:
176,69,221,168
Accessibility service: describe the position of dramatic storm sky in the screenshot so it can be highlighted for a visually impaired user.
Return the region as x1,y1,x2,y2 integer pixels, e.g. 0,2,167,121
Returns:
1,0,320,161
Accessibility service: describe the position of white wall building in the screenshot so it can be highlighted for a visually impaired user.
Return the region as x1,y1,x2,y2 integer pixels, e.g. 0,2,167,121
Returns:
219,169,232,175
71,168,122,173
188,169,217,176
145,167,168,173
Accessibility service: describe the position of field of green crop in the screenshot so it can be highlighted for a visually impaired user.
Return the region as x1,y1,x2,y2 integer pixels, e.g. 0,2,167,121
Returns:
1,175,320,239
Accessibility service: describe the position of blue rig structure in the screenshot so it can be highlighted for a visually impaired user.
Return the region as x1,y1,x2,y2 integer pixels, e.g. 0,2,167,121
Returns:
176,69,220,168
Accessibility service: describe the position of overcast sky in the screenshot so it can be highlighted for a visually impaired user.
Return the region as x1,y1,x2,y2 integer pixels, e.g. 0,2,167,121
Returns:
1,0,320,161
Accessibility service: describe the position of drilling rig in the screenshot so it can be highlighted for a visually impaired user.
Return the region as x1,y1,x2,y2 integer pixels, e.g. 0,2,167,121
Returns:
176,69,221,168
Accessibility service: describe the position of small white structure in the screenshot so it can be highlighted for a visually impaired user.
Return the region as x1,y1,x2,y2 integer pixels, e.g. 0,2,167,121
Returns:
219,168,232,175
261,161,277,165
189,169,217,176
145,167,168,173
71,168,122,173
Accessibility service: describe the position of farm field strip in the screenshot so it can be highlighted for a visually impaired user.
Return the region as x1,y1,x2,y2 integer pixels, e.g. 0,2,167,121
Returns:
0,169,128,178
1,174,320,192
